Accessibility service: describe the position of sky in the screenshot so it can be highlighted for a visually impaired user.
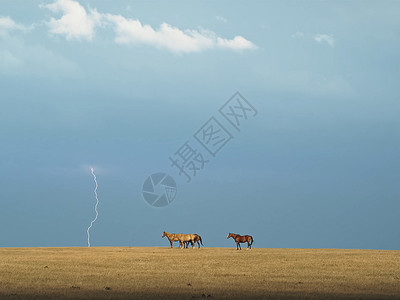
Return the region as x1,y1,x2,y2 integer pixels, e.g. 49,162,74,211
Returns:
0,0,399,249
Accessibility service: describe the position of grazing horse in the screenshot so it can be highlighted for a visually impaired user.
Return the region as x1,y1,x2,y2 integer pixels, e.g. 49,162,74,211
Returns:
184,234,203,248
162,231,180,248
227,233,253,250
174,233,196,248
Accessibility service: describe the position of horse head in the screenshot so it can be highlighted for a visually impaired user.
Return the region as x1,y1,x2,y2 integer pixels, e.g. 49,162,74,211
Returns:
227,233,233,239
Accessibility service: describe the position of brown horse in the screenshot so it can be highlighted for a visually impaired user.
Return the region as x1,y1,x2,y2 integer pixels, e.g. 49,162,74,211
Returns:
227,233,253,250
174,233,197,248
184,234,203,248
162,231,180,248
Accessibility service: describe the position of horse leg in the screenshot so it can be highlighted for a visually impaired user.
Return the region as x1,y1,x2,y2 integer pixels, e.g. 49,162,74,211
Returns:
169,239,173,248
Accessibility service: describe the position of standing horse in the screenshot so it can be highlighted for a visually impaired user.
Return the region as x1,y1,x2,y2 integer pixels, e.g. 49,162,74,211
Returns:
162,231,179,248
227,233,253,250
184,234,203,248
174,233,196,248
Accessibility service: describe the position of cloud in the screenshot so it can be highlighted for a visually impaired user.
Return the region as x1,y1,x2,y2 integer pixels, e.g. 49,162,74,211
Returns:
314,34,335,46
0,16,25,30
41,0,102,40
293,32,336,47
106,14,256,53
0,16,29,35
41,0,256,53
217,35,257,51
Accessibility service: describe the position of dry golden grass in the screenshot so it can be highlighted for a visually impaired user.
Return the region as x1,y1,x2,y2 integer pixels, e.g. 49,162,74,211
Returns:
0,247,399,299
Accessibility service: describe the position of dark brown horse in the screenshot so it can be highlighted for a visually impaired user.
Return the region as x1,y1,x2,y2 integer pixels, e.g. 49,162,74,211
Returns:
227,233,253,250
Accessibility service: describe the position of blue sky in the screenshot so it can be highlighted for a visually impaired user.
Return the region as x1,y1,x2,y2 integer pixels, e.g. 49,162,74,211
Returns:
0,1,399,249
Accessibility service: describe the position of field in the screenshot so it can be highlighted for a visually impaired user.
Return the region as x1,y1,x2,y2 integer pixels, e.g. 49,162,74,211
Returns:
0,247,399,299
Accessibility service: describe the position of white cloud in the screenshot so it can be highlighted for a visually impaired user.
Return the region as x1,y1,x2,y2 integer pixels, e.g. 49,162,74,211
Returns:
217,35,257,51
0,16,29,35
41,0,257,53
314,34,335,46
41,0,102,40
106,14,256,53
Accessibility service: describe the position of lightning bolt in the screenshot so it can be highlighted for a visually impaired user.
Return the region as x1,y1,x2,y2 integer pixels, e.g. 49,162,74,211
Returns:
87,167,99,247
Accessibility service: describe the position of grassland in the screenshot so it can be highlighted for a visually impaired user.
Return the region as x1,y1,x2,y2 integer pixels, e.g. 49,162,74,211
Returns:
0,247,399,299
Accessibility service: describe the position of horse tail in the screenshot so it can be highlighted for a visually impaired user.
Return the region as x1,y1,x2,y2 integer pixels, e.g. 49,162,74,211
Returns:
250,236,254,245
199,236,203,246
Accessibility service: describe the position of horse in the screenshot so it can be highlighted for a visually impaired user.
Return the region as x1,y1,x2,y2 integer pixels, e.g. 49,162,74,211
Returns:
162,231,180,248
227,233,253,250
184,234,203,248
173,233,197,248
